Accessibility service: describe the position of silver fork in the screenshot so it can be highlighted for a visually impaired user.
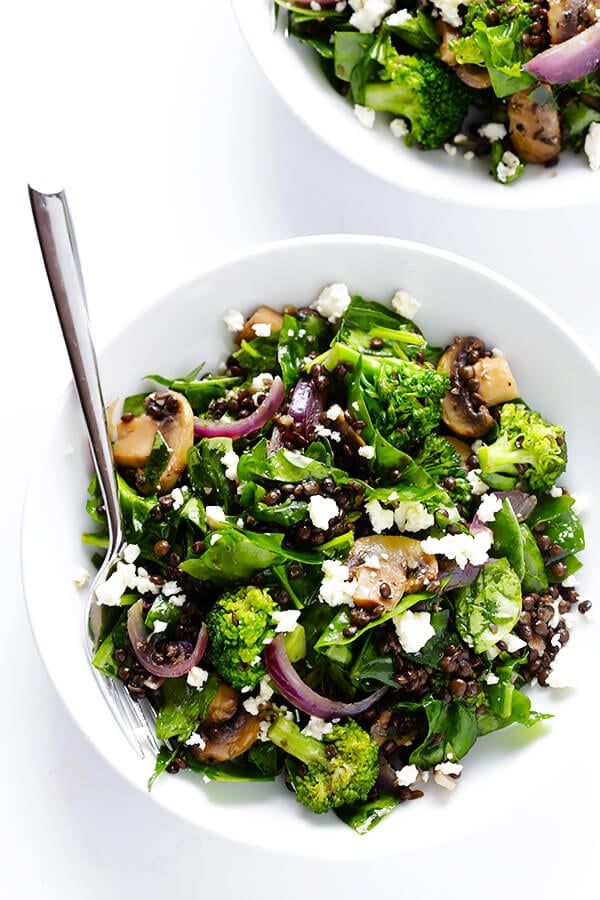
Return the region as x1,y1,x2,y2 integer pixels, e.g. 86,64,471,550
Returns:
28,186,161,759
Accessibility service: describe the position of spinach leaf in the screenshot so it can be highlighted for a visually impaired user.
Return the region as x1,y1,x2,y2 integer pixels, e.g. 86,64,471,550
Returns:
490,498,525,580
237,438,349,485
520,523,548,594
232,335,279,377
335,792,400,833
402,695,478,768
143,430,171,491
188,438,236,512
455,558,522,653
277,311,331,391
155,674,220,742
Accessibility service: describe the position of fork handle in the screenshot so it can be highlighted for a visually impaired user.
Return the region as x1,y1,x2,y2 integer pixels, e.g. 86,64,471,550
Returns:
29,187,123,553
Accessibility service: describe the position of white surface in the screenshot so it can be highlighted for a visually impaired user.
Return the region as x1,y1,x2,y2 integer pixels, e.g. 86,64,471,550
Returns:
22,234,600,860
234,0,600,209
2,0,599,895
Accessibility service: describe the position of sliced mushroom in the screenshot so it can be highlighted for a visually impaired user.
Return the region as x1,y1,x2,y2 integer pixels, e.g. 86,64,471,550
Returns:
437,21,459,67
547,0,589,44
235,305,284,344
438,337,494,439
348,535,438,611
112,389,194,493
456,64,492,90
508,86,561,164
471,354,520,406
204,681,240,724
190,707,261,764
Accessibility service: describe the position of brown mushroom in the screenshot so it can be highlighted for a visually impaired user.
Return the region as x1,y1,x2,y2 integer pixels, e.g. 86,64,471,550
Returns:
112,388,194,493
547,0,592,44
204,681,240,724
437,20,459,67
347,535,438,611
190,707,261,764
438,337,494,438
471,354,520,407
456,64,492,90
508,86,561,164
235,305,284,344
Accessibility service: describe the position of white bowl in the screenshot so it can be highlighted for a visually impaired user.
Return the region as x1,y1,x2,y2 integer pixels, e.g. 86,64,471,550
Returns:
232,0,600,209
21,235,599,858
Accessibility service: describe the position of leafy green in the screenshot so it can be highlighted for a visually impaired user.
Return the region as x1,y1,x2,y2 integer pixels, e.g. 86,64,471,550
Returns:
155,674,220,742
455,558,522,653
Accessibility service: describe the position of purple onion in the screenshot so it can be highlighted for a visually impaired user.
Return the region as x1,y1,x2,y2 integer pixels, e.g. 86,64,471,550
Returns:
495,490,537,521
265,634,387,720
288,375,326,438
193,376,284,440
127,599,208,678
523,22,600,83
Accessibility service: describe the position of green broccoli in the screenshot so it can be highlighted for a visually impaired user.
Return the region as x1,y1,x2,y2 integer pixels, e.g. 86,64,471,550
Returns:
414,434,473,508
206,585,279,689
363,44,475,150
477,403,567,494
268,716,380,814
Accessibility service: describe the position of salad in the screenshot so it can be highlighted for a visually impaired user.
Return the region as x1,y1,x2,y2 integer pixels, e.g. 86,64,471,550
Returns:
85,284,588,833
273,0,600,182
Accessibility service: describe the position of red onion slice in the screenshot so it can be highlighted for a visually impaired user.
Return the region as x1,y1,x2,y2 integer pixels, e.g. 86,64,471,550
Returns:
193,375,284,440
265,634,387,720
523,22,600,83
288,375,326,437
127,599,208,678
495,490,537,522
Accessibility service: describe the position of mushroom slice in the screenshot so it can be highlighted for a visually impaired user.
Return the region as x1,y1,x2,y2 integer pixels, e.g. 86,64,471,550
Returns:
235,305,284,344
112,388,194,493
204,681,240,724
348,535,438,611
456,64,492,90
437,21,459,66
438,337,494,438
190,708,260,764
547,0,588,44
471,354,520,407
508,86,561,164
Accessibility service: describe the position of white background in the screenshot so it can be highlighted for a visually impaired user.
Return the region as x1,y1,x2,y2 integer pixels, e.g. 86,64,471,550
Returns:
2,1,599,897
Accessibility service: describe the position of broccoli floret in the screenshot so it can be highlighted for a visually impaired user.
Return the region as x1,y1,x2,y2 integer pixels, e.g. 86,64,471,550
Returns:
414,434,473,507
477,403,567,494
206,585,279,689
268,717,379,814
363,43,475,150
364,357,450,452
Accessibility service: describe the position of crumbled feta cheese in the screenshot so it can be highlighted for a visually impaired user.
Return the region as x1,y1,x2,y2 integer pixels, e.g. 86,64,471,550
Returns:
463,150,475,161
152,619,168,634
95,568,127,607
394,609,435,653
394,763,419,787
221,449,239,481
358,444,375,459
122,543,141,564
584,121,600,171
562,574,579,589
500,633,527,653
242,677,274,716
205,505,226,529
432,0,464,26
170,486,185,510
467,468,489,496
421,530,492,569
251,372,274,393
545,652,577,689
73,567,90,587
349,0,394,34
365,498,394,533
363,554,380,569
386,9,413,25
310,1,322,10
433,761,463,790
272,609,301,634
187,666,209,689
437,761,463,776
391,289,421,319
548,485,563,498
311,282,352,323
301,716,334,739
485,672,499,685
308,495,340,530
477,492,502,523
185,733,206,749
354,104,376,129
478,122,507,142
390,117,409,139
252,322,272,337
223,308,245,333
336,1,347,11
326,403,344,421
444,142,457,157
496,150,521,184
454,133,468,145
314,423,341,442
319,559,357,607
394,501,434,533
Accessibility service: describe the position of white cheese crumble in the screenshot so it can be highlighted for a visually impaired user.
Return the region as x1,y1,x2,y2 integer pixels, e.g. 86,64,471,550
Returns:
464,150,475,161
386,9,413,25
584,121,600,171
444,142,457,157
478,122,507,142
477,492,502,523
432,0,465,27
394,609,435,653
319,559,357,607
220,449,239,481
467,468,489,496
336,1,348,11
73,567,91,587
186,666,209,689
354,103,376,128
205,505,226,529
223,308,245,333
394,763,419,787
314,423,341,442
394,501,434,533
500,632,527,653
421,530,492,569
310,1,322,10
272,609,301,634
365,498,394,533
391,289,421,319
311,282,352,323
122,543,141,564
170,486,185,510
390,117,409,138
152,620,168,634
308,495,340,530
251,372,274,393
185,733,206,749
358,444,375,459
301,716,334,739
496,150,521,184
433,761,463,790
548,485,563,498
326,403,344,421
349,0,394,33
252,322,272,337
242,677,274,716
